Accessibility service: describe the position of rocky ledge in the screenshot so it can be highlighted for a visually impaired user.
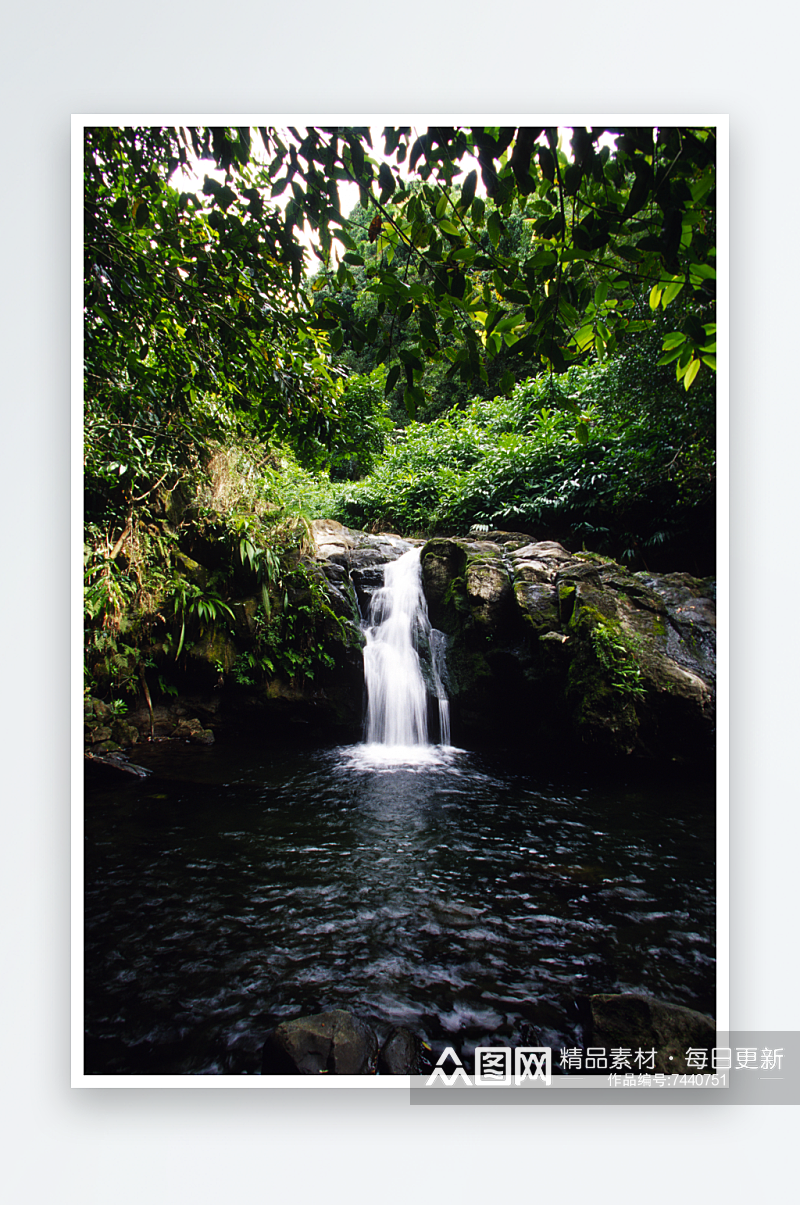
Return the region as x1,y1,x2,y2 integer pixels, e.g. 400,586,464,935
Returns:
85,523,715,767
418,532,715,763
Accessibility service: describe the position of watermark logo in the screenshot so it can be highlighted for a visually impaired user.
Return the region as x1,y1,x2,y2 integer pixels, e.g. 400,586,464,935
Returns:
426,1046,552,1087
426,1047,471,1086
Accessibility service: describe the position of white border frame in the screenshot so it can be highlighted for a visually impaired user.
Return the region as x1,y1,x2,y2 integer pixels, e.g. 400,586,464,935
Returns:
72,113,729,1087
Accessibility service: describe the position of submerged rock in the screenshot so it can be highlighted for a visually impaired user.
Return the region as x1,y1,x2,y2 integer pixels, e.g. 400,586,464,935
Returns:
261,1009,378,1075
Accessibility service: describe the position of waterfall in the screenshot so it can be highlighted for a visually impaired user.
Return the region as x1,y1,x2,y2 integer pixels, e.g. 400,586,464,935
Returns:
362,548,450,750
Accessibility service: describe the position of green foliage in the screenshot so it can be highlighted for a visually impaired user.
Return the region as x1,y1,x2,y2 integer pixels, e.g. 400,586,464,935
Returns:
331,356,714,567
247,562,347,686
170,578,235,659
84,125,348,550
305,366,393,478
85,124,715,516
82,415,342,699
301,125,716,418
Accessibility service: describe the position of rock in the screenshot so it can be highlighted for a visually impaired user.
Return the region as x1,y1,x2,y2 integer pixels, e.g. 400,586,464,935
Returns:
378,1027,423,1074
116,526,714,761
85,752,150,779
319,561,362,627
261,1010,378,1075
581,992,716,1074
465,554,515,629
172,717,214,744
417,535,715,762
185,630,238,677
637,571,716,686
110,719,140,747
309,519,417,571
173,551,209,588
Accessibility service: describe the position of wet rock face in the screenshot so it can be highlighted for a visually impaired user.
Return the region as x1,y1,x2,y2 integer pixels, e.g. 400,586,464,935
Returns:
418,535,715,764
310,519,424,617
636,571,716,687
260,1010,378,1075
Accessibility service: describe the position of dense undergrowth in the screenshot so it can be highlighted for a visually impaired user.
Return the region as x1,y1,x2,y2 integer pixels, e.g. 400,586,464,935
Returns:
84,430,341,712
331,353,715,572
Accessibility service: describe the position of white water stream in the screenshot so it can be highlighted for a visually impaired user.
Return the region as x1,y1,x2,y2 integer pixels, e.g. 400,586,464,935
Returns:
362,548,450,756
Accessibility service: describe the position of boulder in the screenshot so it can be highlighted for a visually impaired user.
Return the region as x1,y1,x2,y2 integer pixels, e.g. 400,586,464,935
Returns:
261,1010,378,1075
309,519,418,572
172,717,214,745
580,992,716,1074
378,1027,423,1075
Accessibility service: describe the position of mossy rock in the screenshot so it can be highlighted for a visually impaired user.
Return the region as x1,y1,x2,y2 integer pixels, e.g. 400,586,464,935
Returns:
173,551,209,588
110,719,139,746
513,577,561,631
185,630,238,674
420,539,470,633
464,556,515,629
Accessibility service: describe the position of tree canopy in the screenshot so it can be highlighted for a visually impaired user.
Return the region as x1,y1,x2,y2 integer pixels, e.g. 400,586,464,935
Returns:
84,123,716,477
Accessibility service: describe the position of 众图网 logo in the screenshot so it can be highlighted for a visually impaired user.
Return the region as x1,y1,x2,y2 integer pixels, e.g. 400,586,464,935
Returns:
425,1046,552,1086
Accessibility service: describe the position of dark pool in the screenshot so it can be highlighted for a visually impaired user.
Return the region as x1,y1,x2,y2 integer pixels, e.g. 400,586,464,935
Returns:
84,738,715,1074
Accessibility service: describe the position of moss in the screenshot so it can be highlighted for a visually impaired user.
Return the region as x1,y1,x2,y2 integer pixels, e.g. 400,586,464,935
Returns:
563,599,647,753
558,582,576,624
574,551,618,566
651,614,667,640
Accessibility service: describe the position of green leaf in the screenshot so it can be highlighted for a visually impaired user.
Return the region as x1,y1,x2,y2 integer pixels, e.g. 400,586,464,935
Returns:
460,169,477,209
662,331,687,350
435,194,448,219
438,219,461,237
661,279,684,307
495,313,526,333
683,358,701,389
378,162,396,202
330,327,344,352
689,262,716,282
576,421,589,445
574,324,595,351
649,285,662,310
385,364,401,395
487,211,503,247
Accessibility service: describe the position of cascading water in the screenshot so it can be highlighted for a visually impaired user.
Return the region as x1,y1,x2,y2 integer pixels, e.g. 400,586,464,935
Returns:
362,547,450,751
